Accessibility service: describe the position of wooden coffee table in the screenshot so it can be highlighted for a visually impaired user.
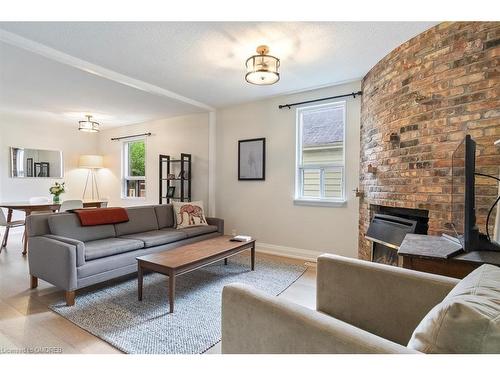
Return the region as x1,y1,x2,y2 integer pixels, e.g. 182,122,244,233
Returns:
136,235,255,313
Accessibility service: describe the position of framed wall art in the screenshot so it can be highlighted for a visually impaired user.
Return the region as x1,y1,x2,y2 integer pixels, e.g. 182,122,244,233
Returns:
238,138,265,181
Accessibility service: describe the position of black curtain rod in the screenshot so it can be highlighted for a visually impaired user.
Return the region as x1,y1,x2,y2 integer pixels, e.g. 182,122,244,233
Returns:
278,91,363,109
110,132,152,141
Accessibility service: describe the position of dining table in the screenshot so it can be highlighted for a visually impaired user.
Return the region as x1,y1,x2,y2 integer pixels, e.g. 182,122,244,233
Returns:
0,199,108,255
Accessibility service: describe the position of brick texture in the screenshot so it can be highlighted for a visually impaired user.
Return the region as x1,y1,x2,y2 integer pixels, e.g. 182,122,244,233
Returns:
359,22,500,260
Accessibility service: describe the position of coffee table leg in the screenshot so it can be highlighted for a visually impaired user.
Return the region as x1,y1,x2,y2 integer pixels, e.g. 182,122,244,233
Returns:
251,243,255,271
138,263,143,301
168,271,175,313
224,258,228,265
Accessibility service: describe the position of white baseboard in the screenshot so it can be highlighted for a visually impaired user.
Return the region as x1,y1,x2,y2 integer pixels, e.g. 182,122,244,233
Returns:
256,242,321,263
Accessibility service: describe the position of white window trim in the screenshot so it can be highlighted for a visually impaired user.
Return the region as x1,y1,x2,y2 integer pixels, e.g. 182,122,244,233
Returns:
294,101,347,207
121,137,147,200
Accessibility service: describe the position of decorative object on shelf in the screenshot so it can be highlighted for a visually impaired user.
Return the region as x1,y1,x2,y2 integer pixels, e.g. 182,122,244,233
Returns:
245,45,280,85
78,115,100,133
159,153,192,204
166,186,176,198
238,138,266,181
26,158,33,177
49,181,66,203
79,155,103,200
34,162,50,177
177,170,189,180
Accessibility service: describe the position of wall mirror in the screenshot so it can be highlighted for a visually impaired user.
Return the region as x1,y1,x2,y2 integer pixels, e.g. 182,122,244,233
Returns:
10,147,64,178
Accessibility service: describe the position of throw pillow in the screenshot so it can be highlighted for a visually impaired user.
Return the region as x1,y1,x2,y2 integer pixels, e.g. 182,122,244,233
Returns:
407,264,500,353
172,201,208,229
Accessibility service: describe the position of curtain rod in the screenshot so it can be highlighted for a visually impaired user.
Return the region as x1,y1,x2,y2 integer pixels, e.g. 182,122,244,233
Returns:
278,91,363,109
110,132,152,141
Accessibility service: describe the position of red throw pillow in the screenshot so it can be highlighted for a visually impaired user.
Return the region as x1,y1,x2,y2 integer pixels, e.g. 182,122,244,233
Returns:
74,207,129,226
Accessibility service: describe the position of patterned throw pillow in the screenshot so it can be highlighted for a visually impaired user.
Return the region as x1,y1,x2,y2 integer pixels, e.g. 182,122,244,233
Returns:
172,201,208,229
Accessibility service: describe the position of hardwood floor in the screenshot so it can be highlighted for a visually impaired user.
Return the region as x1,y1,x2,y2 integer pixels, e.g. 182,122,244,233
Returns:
0,230,316,354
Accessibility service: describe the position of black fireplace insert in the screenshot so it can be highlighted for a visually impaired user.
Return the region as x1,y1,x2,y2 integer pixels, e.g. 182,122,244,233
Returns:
366,213,418,265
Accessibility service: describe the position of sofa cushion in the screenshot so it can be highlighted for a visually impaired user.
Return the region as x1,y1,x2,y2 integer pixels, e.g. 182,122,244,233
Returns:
408,264,500,353
77,232,222,280
48,213,116,242
84,238,144,261
114,206,159,236
154,204,174,229
173,201,208,229
180,225,218,238
120,228,187,248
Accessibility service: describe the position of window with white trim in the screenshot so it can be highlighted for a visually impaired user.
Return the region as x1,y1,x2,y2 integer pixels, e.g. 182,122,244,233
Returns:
122,138,146,198
295,101,346,204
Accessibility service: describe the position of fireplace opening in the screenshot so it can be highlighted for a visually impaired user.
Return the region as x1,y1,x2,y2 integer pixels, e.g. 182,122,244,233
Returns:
366,205,429,266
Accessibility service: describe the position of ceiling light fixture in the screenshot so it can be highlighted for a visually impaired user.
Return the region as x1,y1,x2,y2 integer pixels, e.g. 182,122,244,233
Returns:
245,45,280,85
78,115,100,133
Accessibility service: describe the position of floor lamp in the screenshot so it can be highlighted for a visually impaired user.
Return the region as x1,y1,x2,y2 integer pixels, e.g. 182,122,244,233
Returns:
79,155,103,200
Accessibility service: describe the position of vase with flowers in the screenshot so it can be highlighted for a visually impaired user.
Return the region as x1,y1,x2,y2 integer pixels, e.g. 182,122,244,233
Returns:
49,181,66,203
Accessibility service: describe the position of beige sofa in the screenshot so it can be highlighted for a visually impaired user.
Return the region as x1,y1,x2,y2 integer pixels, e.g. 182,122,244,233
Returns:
221,254,461,354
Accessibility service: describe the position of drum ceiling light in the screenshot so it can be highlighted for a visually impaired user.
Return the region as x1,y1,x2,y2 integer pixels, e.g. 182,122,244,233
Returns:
78,115,100,133
245,45,280,85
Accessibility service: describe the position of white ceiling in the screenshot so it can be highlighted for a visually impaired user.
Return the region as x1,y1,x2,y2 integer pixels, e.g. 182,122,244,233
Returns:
0,41,204,128
0,22,437,127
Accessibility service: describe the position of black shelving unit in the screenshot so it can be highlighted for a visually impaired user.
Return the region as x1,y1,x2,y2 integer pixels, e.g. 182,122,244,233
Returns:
159,153,192,204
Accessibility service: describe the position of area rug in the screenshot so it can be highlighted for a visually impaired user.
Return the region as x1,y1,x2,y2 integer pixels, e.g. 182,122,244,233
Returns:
50,254,306,354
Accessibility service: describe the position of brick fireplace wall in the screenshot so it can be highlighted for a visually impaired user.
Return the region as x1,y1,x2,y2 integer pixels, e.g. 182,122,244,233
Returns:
359,22,500,260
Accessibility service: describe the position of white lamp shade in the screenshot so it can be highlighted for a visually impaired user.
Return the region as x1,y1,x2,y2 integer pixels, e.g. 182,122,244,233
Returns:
79,155,103,169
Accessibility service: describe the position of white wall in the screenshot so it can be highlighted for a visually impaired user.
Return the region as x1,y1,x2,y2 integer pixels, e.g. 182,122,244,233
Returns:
215,81,361,259
1,82,360,261
0,113,99,219
97,113,210,208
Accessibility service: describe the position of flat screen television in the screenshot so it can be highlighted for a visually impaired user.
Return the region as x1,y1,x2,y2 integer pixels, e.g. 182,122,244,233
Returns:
451,135,500,252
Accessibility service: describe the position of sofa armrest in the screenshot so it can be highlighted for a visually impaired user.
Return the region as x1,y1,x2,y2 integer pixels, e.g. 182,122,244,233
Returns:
44,235,85,266
221,283,416,354
316,254,459,346
28,236,78,291
206,217,224,234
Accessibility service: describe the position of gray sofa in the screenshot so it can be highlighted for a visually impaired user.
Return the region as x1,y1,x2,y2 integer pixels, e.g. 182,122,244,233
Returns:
221,254,459,353
26,204,223,305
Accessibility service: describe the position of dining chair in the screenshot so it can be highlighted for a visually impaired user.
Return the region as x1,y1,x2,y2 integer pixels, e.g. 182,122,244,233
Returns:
59,200,84,212
0,209,25,252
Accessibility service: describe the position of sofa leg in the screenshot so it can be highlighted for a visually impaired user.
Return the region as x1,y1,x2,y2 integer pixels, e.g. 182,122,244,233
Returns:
30,275,38,289
65,291,75,306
